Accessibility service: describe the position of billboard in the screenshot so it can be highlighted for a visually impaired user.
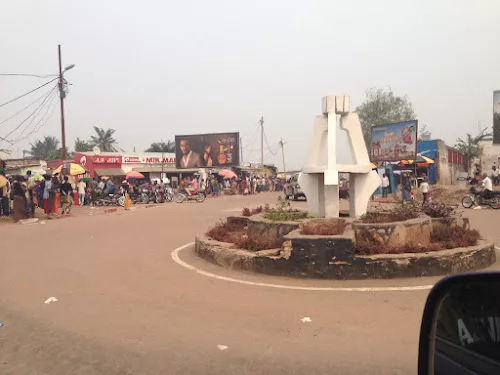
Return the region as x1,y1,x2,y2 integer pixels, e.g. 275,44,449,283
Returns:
494,91,500,144
371,120,418,162
175,132,239,169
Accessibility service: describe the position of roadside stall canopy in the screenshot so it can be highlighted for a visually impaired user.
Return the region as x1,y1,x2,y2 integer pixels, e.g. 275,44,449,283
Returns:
94,168,126,176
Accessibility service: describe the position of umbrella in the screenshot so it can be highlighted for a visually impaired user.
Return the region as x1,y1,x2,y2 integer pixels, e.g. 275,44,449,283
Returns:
218,169,237,179
53,163,86,176
32,173,44,182
399,155,434,166
0,175,7,189
126,171,145,180
370,162,378,169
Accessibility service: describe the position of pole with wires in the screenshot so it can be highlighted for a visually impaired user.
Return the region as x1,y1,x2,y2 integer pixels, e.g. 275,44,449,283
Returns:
240,137,243,164
58,45,67,161
259,116,264,167
279,138,287,180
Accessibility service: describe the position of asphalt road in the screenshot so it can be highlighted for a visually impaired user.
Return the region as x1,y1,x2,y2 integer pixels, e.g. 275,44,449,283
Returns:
0,193,498,375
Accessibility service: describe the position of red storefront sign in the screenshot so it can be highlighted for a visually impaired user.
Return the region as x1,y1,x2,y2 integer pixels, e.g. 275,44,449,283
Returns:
90,156,122,164
123,156,141,163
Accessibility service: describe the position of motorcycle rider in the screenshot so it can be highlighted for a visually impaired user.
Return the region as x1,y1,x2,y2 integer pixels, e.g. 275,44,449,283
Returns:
480,173,493,202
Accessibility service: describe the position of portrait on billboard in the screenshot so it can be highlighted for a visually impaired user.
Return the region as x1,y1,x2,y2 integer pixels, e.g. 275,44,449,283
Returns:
175,132,240,169
371,120,418,162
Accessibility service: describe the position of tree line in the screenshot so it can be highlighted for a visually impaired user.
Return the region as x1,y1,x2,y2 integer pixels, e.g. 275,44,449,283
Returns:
27,126,175,160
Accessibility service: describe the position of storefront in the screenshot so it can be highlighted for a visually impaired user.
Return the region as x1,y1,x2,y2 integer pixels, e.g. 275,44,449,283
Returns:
74,152,124,178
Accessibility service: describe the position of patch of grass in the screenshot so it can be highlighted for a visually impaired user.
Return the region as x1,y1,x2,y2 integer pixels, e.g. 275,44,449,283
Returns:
300,219,346,236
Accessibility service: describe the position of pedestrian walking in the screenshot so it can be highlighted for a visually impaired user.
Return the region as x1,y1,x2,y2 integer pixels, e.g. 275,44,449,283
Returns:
77,179,86,205
492,166,499,186
60,176,73,214
381,174,389,198
420,176,430,204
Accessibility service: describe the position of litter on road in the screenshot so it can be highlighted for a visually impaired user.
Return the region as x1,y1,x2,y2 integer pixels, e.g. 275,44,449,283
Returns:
44,297,58,304
300,317,312,323
217,345,228,351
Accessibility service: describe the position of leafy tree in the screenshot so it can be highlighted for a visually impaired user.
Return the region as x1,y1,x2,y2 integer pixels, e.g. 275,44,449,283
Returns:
419,124,432,140
454,129,492,171
29,136,60,160
74,137,93,152
145,140,176,153
356,87,417,147
89,126,118,152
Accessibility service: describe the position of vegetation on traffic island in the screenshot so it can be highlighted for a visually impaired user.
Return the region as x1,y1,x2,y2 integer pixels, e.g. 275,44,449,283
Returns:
243,197,309,221
300,219,346,236
360,201,460,223
206,221,281,251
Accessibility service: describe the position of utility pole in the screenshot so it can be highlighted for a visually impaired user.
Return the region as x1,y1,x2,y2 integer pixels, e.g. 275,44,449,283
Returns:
58,45,67,161
279,138,287,180
161,139,164,180
259,116,264,167
57,45,75,162
240,137,243,164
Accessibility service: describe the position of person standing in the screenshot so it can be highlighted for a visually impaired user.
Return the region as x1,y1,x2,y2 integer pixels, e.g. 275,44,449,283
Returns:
381,174,390,198
60,176,73,214
25,170,35,217
420,176,430,204
43,175,55,218
11,176,28,222
492,166,500,186
402,175,412,203
77,179,86,205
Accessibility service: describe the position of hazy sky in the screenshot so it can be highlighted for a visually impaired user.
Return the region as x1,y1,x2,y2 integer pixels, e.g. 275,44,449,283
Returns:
1,0,499,170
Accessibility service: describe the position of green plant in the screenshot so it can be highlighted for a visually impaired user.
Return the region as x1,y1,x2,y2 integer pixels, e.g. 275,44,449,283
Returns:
264,211,308,221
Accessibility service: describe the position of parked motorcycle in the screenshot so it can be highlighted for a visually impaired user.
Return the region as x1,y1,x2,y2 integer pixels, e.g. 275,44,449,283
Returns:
461,186,500,209
95,193,125,207
165,188,173,203
174,189,205,203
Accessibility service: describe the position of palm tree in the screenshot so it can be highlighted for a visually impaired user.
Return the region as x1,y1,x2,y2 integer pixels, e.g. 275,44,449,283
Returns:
145,140,176,153
29,136,60,160
89,126,118,152
74,137,93,152
454,129,492,171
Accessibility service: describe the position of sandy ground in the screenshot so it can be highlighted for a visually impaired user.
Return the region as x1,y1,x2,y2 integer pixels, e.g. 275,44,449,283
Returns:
0,192,498,375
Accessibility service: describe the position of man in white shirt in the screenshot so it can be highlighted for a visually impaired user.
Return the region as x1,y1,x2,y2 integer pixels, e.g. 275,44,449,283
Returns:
381,174,390,198
481,173,493,201
77,179,86,205
420,176,430,203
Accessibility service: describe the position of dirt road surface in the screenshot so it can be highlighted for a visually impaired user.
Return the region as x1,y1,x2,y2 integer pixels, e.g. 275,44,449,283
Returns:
0,193,498,375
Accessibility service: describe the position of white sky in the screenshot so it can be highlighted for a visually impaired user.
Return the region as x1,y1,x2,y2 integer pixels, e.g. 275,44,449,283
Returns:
1,0,499,170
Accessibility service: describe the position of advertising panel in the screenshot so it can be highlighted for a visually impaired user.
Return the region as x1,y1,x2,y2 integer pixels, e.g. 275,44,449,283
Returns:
175,132,239,169
371,120,418,162
493,91,500,144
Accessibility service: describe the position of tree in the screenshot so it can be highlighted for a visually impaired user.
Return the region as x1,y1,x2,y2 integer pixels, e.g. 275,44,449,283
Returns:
89,126,118,152
74,137,93,152
145,140,176,153
454,129,492,171
356,87,417,147
29,136,60,160
419,124,432,140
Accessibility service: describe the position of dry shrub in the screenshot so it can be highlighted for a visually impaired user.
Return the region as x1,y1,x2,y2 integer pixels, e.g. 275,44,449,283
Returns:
431,224,480,249
361,202,421,223
252,206,263,215
206,220,281,250
242,206,264,217
355,225,480,255
422,202,458,218
242,207,251,217
206,221,246,242
300,219,346,236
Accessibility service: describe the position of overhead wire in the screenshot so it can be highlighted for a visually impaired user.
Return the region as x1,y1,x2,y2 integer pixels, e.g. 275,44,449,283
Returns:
0,77,58,109
0,73,58,79
263,129,279,155
0,85,58,143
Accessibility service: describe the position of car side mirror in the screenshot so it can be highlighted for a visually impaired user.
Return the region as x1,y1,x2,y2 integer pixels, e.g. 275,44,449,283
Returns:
418,272,500,375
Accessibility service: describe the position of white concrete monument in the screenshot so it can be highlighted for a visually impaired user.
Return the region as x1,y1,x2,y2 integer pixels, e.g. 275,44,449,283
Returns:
299,95,381,218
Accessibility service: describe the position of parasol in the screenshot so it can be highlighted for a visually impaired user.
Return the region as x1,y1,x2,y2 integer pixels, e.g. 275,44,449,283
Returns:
218,169,237,179
399,155,434,166
53,163,86,176
370,162,378,169
126,171,145,180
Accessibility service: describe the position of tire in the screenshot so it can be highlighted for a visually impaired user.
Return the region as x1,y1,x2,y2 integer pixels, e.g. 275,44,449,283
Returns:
292,191,297,201
117,196,125,207
196,193,206,203
175,193,185,203
284,193,289,200
461,195,474,209
165,193,173,202
489,196,500,209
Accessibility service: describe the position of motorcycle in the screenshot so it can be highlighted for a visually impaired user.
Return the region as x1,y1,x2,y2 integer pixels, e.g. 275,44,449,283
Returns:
461,186,500,209
174,189,205,203
165,188,173,203
95,193,125,207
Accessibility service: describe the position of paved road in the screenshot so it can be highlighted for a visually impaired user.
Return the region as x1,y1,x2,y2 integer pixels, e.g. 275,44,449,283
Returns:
0,193,498,375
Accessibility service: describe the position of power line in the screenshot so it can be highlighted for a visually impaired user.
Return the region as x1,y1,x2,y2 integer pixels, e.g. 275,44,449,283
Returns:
0,73,58,79
263,129,279,155
17,88,59,138
0,77,58,109
0,87,58,143
0,85,57,126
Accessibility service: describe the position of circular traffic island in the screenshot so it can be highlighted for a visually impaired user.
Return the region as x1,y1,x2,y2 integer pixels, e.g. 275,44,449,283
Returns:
194,205,495,279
